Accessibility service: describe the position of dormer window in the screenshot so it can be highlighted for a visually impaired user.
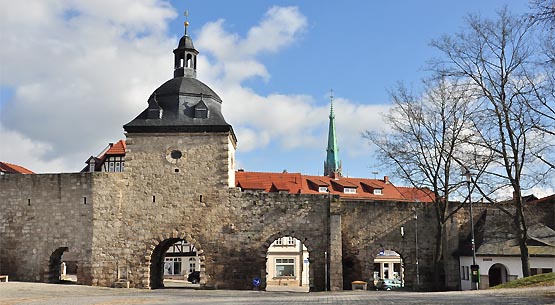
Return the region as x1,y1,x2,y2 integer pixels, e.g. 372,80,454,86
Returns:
319,186,328,193
286,237,295,245
374,189,383,195
194,100,209,119
344,187,356,194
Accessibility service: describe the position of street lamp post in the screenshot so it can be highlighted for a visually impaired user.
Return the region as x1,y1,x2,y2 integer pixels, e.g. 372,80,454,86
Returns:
413,208,419,291
464,170,479,290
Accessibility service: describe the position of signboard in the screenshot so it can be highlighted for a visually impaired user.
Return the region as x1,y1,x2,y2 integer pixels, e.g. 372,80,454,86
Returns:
471,265,480,283
252,277,261,287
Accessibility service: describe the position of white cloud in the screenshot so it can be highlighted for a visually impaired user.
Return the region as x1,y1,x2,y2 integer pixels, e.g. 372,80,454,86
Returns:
0,125,65,173
0,0,176,172
0,3,387,174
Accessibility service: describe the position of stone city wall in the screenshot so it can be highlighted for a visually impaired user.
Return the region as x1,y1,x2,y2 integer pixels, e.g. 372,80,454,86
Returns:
339,200,439,290
0,173,94,283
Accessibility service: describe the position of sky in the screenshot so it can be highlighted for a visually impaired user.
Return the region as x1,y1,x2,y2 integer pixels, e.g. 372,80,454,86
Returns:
0,0,543,187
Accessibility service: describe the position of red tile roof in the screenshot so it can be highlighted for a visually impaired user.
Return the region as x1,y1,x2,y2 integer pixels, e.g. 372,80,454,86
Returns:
395,186,434,203
105,140,126,155
235,171,433,202
0,162,35,174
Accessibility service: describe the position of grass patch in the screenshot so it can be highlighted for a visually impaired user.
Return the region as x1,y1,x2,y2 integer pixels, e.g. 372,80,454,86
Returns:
490,272,555,289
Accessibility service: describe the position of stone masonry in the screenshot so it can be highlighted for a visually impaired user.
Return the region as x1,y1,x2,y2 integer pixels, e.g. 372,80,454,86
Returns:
1,164,552,291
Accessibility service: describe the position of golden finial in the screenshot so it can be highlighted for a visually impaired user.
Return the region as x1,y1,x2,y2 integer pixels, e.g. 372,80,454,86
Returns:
184,10,189,35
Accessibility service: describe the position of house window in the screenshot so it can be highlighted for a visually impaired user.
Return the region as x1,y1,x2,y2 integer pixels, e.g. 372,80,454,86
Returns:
383,262,390,279
189,258,196,273
318,186,328,193
115,162,121,172
344,187,356,194
374,189,383,195
464,266,470,280
164,257,182,275
274,238,283,246
89,163,95,172
108,161,115,172
286,237,295,246
275,258,295,277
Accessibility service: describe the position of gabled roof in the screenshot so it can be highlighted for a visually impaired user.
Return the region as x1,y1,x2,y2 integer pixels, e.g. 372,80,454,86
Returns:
235,171,303,193
330,179,358,189
235,171,434,202
395,186,434,203
455,209,555,257
0,162,35,174
81,140,126,172
105,140,126,155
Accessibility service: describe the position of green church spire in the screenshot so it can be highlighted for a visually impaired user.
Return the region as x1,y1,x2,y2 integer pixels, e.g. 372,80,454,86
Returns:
324,90,341,178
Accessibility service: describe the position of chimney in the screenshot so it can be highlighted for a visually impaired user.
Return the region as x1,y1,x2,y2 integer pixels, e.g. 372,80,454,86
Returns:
384,176,389,184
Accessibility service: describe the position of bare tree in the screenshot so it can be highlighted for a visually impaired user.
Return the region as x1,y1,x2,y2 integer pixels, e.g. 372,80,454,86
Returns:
528,0,555,151
430,7,554,277
364,76,474,289
530,0,555,26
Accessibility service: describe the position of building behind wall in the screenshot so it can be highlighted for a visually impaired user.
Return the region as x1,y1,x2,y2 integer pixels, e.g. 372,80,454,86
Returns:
266,236,309,288
456,199,555,290
163,240,199,280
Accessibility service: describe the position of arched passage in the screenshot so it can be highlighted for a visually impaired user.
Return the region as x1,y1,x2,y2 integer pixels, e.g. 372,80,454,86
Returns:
367,246,408,290
262,231,314,292
488,263,509,287
372,249,404,290
147,233,205,289
47,247,68,283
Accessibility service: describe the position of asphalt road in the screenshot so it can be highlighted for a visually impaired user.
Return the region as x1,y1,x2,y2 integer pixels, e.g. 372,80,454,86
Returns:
0,282,553,305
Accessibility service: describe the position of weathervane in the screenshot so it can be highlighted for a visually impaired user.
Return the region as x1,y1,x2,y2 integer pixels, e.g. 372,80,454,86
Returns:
184,10,189,35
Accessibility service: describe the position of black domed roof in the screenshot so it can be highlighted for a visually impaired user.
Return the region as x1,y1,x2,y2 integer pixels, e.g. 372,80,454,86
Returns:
154,77,221,103
123,26,235,142
177,35,196,50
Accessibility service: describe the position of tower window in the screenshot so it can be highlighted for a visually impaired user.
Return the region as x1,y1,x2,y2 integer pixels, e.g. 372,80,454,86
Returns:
186,54,193,68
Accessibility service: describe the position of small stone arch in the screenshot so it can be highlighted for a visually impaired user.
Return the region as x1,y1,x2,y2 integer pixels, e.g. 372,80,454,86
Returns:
45,247,68,283
261,230,314,290
366,245,408,287
143,230,206,289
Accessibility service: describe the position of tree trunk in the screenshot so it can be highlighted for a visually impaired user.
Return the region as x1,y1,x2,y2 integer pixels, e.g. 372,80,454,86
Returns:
515,205,531,277
432,221,445,290
513,192,531,278
518,234,531,277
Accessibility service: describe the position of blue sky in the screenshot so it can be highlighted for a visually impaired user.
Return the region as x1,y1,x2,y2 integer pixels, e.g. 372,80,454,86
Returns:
0,0,532,180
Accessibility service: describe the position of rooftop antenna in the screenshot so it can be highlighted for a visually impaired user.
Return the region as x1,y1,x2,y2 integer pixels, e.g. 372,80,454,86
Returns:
372,171,378,179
